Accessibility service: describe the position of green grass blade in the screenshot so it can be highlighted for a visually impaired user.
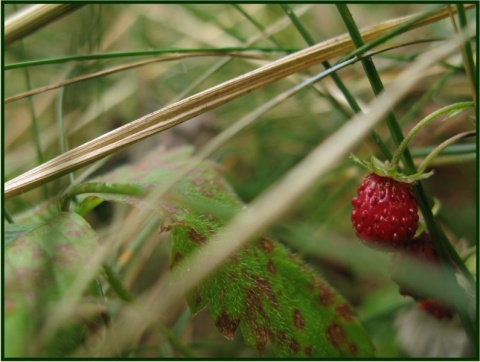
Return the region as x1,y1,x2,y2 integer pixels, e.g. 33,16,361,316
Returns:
339,5,445,62
456,4,477,106
233,4,284,48
281,4,391,158
3,208,15,224
4,47,297,70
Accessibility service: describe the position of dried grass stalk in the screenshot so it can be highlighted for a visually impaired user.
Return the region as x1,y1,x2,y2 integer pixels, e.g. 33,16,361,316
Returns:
5,4,85,46
4,5,473,199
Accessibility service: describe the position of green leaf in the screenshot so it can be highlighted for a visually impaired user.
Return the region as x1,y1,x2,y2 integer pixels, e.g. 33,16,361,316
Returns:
168,161,374,357
4,212,103,357
73,146,375,357
3,222,41,246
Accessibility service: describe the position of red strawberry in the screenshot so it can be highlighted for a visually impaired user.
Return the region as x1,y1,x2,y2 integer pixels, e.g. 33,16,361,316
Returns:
391,231,439,300
391,231,455,319
351,173,419,248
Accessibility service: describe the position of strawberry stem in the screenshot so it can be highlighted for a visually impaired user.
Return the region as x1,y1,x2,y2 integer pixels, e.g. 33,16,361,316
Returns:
390,101,474,169
418,130,476,173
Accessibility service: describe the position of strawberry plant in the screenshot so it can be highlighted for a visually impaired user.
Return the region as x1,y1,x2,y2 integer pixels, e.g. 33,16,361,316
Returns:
351,172,419,248
349,100,475,330
4,3,477,358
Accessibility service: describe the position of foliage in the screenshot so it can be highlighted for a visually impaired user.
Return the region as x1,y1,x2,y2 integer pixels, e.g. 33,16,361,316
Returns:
5,213,102,357
3,3,476,358
81,146,375,357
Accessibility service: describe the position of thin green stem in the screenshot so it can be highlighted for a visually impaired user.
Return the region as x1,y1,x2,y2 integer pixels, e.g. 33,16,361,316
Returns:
115,217,159,274
184,4,247,42
4,208,15,223
240,4,348,119
424,153,476,166
233,4,284,48
418,131,476,173
153,323,197,358
55,77,75,191
411,143,476,158
279,4,315,45
103,264,134,303
390,102,474,168
455,4,477,107
337,4,405,151
280,4,391,158
338,5,445,63
23,69,44,165
56,85,69,155
60,182,146,211
4,47,297,70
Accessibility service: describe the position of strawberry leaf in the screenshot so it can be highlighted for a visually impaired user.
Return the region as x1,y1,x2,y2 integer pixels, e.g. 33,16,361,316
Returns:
4,212,103,357
168,162,374,357
72,146,375,357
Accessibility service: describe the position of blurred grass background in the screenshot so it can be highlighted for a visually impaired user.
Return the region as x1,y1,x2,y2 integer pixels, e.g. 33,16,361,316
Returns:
4,3,476,358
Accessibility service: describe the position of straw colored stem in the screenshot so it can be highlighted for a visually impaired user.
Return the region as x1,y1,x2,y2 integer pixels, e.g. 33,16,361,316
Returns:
5,4,85,46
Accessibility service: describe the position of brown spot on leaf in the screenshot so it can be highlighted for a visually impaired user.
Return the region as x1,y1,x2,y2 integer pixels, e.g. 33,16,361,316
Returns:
253,276,278,307
277,331,301,355
193,293,203,308
326,323,346,349
267,329,276,343
188,228,206,245
194,177,215,198
219,287,226,305
287,251,296,261
253,327,268,355
245,289,267,319
259,238,274,253
317,284,335,307
349,343,358,355
336,303,354,322
304,346,313,356
266,260,276,274
205,215,218,225
291,339,301,354
159,201,180,217
293,308,305,329
171,252,183,269
277,331,287,344
56,244,82,266
242,288,269,352
242,247,255,257
66,230,83,238
215,312,240,341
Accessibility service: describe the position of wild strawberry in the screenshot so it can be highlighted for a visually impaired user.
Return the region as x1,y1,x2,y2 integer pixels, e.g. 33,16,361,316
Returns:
391,231,455,319
351,173,419,248
391,231,439,300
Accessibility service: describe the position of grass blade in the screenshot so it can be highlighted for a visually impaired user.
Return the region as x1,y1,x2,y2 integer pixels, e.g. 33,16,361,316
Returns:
455,4,477,106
